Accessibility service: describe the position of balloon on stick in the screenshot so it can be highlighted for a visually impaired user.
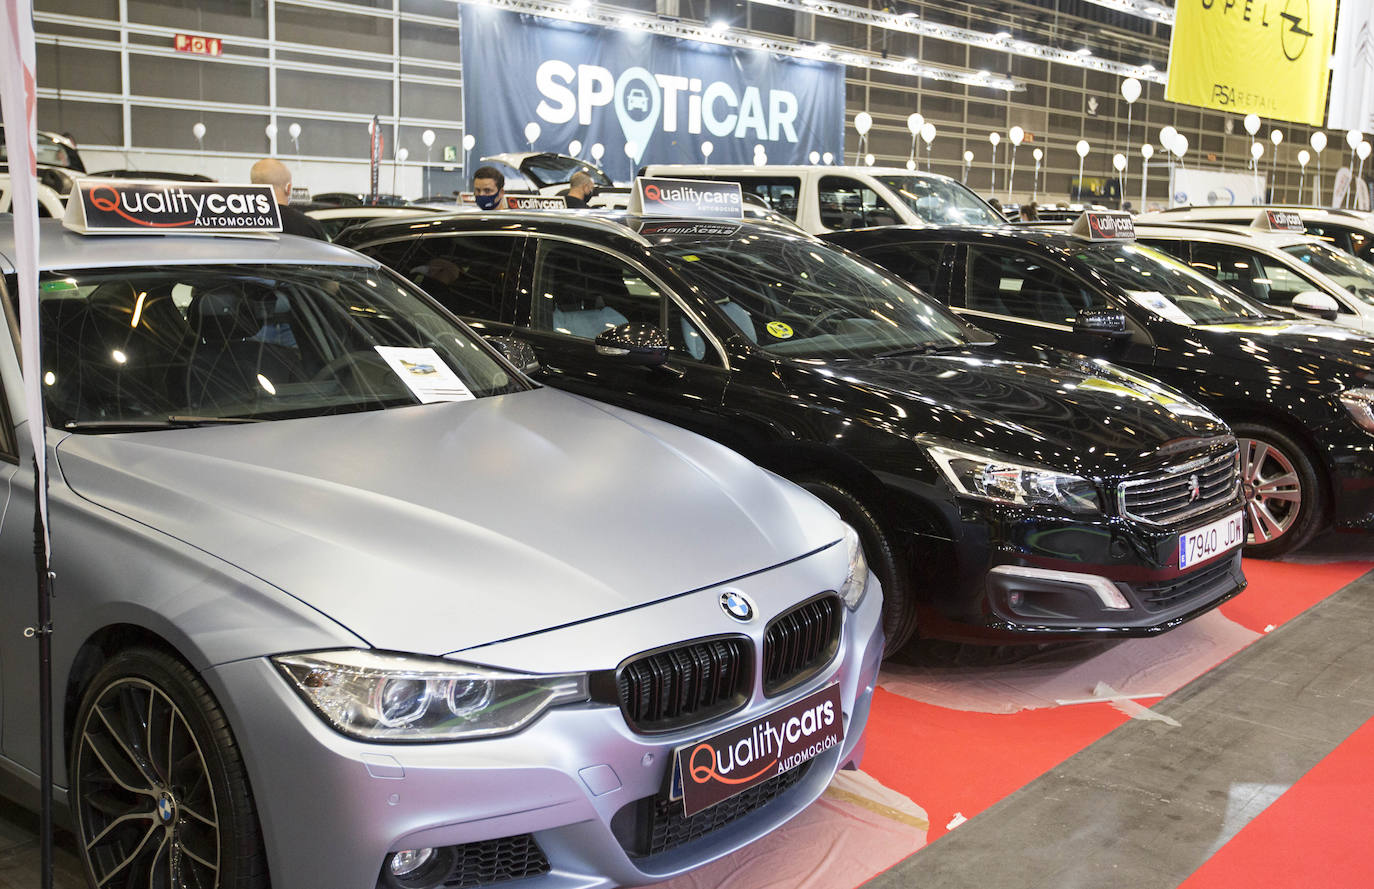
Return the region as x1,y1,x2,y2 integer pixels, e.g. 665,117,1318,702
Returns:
864,153,875,167
809,150,820,164
962,149,974,184
1311,131,1327,204
1075,140,1089,202
1298,148,1310,202
1007,126,1024,201
1244,114,1261,136
1032,147,1043,200
568,139,582,157
989,131,1001,191
701,140,713,160
1120,78,1141,195
524,121,541,150
822,151,834,165
854,111,872,164
192,121,206,153
907,112,924,166
288,121,301,153
590,142,605,161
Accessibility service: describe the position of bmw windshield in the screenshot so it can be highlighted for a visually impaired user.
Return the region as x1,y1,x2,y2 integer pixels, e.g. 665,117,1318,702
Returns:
1073,242,1269,324
36,263,525,430
650,227,970,359
873,175,1003,226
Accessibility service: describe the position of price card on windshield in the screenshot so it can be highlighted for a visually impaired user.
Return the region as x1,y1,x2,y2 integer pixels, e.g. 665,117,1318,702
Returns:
1126,291,1194,326
373,347,475,403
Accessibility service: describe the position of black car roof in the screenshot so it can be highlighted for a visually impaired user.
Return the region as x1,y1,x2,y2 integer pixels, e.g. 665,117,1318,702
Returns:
821,223,1112,257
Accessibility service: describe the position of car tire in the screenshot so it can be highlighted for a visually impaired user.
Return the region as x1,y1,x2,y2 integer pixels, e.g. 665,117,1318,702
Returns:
798,478,916,656
1233,422,1325,558
71,647,268,889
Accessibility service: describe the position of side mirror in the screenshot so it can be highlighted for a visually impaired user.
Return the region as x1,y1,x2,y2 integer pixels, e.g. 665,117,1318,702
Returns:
1073,307,1131,339
487,336,541,375
594,322,669,366
1291,290,1340,321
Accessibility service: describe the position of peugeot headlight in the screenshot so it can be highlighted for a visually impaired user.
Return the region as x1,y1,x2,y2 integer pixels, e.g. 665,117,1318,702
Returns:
1340,388,1374,434
839,523,870,609
926,443,1100,514
274,649,588,742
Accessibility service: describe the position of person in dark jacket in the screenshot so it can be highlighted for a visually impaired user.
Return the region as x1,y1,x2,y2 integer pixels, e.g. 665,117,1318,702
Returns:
564,170,597,208
251,158,327,239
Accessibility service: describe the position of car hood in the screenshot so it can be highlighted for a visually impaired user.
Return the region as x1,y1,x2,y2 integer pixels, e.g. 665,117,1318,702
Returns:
786,346,1229,476
55,389,838,655
1184,318,1374,382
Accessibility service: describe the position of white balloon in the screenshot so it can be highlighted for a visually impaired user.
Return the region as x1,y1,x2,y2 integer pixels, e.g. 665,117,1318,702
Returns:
1298,149,1311,167
1032,147,1043,161
590,142,605,160
1120,77,1141,104
397,147,409,163
1360,141,1372,161
864,153,875,166
1244,113,1261,136
1009,125,1024,146
1076,139,1090,158
1250,142,1263,160
921,122,936,144
809,150,820,164
906,159,916,170
1270,129,1283,146
989,131,1001,147
1112,152,1126,171
265,123,277,140
1349,129,1364,150
192,122,206,140
288,122,301,140
1140,144,1154,160
854,111,873,136
1172,133,1189,158
907,113,924,135
822,151,834,164
524,121,541,144
462,134,476,151
568,139,581,156
701,140,714,158
963,150,974,163
624,140,638,158
422,129,436,148
1311,131,1327,153
1159,125,1177,149
757,151,768,165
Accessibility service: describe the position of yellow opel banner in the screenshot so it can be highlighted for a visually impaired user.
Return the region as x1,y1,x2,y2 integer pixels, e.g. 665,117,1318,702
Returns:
1165,0,1337,126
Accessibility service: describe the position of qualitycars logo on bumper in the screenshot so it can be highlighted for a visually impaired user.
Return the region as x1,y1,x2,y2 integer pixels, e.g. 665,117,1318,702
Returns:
674,684,844,816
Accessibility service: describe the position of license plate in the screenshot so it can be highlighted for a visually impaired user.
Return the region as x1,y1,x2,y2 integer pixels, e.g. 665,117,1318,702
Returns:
1178,510,1245,569
669,683,844,817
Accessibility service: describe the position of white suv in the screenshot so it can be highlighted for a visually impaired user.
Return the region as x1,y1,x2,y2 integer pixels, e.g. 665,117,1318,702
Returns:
1137,205,1374,263
640,164,1003,234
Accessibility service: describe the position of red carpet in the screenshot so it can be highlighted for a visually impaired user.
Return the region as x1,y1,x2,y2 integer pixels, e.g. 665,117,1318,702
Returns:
1176,713,1374,888
1218,559,1373,634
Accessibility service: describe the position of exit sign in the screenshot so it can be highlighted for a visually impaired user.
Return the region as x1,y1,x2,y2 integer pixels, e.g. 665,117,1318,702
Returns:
175,33,223,56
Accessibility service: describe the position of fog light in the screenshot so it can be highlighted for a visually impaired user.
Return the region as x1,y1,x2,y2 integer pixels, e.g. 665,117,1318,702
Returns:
389,848,435,878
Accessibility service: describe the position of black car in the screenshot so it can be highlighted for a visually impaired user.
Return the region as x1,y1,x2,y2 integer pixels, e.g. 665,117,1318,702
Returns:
339,211,1246,652
826,219,1374,558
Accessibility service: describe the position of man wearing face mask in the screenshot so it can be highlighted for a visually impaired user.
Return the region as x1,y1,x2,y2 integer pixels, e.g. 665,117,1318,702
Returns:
564,170,598,208
471,165,505,210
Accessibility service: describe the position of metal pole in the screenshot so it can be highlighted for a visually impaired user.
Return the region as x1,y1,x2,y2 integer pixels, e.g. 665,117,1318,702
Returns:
31,461,53,889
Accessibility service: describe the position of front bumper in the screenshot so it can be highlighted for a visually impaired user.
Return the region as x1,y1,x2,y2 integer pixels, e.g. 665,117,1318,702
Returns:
206,547,884,889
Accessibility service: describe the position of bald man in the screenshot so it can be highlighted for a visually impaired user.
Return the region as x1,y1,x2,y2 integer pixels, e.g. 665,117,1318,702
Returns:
250,158,326,239
564,170,597,208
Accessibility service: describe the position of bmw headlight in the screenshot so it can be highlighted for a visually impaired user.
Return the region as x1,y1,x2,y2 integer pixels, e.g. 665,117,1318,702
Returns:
926,443,1100,514
274,649,588,742
839,523,870,609
1340,388,1374,434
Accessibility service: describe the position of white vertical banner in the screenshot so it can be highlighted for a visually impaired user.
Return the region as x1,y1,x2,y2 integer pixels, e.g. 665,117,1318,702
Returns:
1329,2,1374,132
0,0,48,556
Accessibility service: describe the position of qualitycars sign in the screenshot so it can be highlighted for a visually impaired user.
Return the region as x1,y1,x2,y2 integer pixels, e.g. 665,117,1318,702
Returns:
1164,0,1336,125
460,6,843,172
673,684,844,816
66,180,282,234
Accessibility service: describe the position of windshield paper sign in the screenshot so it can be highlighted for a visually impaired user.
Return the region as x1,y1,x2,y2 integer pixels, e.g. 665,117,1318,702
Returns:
66,181,282,234
672,683,843,816
460,6,843,174
635,177,743,218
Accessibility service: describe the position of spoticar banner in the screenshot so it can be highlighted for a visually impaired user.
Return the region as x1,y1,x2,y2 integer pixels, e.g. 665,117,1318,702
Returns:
460,6,844,178
1164,0,1337,126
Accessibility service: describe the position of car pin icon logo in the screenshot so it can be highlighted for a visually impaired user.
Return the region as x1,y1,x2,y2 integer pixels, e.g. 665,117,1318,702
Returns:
1188,473,1201,503
720,591,754,621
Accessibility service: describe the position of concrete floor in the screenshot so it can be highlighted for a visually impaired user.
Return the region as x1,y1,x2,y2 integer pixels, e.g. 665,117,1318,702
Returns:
5,531,1374,889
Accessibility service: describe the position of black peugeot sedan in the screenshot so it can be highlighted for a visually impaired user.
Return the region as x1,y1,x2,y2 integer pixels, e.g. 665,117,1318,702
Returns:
826,218,1374,558
338,211,1246,651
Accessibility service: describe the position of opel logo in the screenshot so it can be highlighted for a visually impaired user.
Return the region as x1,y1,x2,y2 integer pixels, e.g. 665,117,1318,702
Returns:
719,590,754,622
1188,473,1201,503
1280,0,1313,62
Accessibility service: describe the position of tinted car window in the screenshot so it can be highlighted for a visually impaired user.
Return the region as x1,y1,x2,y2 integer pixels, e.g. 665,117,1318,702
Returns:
861,243,947,294
381,234,519,323
1071,243,1268,324
818,176,901,230
965,246,1097,325
872,175,1002,226
1283,240,1374,306
733,177,802,220
34,264,522,427
1187,243,1310,308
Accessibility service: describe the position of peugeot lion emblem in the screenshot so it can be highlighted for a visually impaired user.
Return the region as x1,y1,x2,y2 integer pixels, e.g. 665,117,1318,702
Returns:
720,590,754,622
1187,473,1201,503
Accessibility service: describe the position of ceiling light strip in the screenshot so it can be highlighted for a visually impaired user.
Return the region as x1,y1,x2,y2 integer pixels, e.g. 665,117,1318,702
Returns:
744,0,1165,83
463,0,1020,91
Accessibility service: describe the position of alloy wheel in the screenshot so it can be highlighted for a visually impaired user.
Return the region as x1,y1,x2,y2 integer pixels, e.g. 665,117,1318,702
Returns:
75,677,221,889
1238,436,1303,545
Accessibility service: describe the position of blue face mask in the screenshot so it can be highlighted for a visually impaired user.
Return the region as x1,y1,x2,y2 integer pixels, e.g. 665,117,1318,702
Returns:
474,192,501,211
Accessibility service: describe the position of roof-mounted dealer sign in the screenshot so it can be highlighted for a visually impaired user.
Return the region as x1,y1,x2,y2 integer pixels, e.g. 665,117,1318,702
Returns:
631,177,743,218
65,181,282,235
1165,0,1336,125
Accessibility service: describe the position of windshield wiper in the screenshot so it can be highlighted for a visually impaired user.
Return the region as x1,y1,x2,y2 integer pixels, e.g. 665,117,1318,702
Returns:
874,342,967,359
64,415,264,432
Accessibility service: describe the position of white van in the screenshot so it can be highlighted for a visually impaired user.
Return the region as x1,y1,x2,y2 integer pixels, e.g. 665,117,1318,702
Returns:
640,164,1003,234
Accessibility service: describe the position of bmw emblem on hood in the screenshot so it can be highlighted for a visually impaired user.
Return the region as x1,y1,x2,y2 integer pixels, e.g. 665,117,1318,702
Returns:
720,590,755,622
